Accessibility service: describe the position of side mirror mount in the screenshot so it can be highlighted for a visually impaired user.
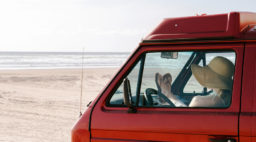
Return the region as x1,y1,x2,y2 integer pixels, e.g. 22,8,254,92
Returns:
123,78,137,113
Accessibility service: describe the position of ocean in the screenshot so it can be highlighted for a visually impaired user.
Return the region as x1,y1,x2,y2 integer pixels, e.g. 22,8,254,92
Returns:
0,52,131,69
0,51,235,70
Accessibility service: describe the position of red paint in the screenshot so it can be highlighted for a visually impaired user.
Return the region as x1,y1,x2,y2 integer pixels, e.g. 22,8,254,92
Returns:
240,43,256,141
72,12,256,142
72,106,92,142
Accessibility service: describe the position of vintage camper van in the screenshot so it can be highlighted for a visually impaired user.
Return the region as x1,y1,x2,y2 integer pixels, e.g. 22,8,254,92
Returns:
72,12,256,142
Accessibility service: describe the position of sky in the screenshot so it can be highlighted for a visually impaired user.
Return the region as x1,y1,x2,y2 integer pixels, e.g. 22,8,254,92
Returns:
0,0,255,52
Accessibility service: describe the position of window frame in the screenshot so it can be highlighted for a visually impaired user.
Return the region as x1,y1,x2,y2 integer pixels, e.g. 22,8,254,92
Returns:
103,43,243,112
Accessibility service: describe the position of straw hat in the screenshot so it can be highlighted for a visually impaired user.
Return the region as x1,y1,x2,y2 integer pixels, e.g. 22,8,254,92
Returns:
191,56,234,90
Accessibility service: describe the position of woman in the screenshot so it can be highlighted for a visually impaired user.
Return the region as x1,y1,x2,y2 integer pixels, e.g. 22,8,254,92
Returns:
155,56,234,107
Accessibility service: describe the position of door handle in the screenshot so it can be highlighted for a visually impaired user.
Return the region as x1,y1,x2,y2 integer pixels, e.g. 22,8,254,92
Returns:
209,136,236,142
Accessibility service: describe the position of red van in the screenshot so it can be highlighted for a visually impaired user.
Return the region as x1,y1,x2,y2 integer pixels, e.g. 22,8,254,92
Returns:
72,12,256,142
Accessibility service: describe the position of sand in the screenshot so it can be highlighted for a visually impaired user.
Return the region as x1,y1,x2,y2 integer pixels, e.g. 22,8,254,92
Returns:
0,68,119,142
0,67,202,142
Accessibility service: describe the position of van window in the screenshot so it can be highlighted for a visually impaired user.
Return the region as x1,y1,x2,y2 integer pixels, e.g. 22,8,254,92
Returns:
107,51,236,108
108,60,141,106
140,51,235,108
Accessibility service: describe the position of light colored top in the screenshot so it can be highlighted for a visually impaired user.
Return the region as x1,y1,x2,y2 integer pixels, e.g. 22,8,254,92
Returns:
168,92,226,107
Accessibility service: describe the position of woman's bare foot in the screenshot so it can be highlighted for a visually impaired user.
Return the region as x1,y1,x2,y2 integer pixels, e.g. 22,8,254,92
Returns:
155,73,172,96
155,73,187,107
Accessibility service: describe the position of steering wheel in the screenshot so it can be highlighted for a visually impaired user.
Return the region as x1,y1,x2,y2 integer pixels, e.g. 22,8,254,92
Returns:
143,88,156,106
144,88,175,107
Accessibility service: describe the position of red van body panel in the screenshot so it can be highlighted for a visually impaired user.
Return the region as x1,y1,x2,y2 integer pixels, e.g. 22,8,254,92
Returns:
240,43,256,141
72,105,92,142
72,12,256,142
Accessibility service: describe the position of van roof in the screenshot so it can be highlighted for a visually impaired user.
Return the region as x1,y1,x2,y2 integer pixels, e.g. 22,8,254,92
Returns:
144,12,256,41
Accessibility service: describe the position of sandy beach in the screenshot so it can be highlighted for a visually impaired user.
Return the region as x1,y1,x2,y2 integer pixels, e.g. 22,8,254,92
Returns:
0,67,201,142
0,68,118,142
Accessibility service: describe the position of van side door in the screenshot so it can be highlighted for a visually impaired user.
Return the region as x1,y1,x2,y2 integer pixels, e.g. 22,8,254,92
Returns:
90,43,243,142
